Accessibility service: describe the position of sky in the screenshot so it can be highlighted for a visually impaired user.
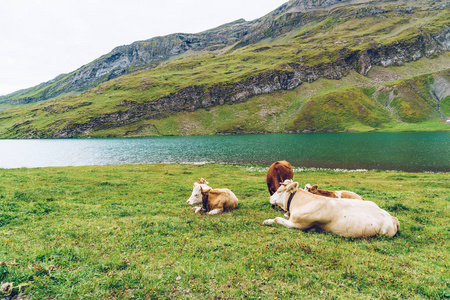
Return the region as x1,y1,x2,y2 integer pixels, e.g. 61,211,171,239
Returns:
0,0,289,96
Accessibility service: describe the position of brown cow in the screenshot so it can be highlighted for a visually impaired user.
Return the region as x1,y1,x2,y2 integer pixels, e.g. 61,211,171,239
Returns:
304,184,365,200
266,160,294,196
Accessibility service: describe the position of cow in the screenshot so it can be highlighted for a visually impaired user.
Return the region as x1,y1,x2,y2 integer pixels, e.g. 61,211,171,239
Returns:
186,179,238,214
263,180,399,238
266,160,294,196
304,183,365,200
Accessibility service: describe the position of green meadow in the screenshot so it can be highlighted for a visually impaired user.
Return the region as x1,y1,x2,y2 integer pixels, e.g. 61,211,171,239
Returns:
0,163,448,299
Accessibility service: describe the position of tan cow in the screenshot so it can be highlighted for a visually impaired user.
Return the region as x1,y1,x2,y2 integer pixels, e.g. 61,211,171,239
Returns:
186,178,238,214
304,184,365,200
263,180,399,238
200,185,239,215
267,160,294,196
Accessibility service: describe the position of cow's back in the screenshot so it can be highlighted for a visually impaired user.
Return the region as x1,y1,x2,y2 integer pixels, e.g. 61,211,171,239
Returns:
322,200,399,237
266,161,294,195
338,191,365,200
289,192,399,238
209,189,239,211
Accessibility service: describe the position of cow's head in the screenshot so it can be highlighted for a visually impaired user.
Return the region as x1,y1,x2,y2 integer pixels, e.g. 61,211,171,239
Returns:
270,179,299,210
304,184,318,194
187,182,209,205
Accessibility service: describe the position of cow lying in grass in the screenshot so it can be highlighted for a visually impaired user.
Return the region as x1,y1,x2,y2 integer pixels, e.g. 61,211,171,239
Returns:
186,178,238,214
304,184,365,200
263,180,399,238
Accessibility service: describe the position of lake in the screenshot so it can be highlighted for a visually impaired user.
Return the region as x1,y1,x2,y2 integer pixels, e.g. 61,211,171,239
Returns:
0,132,449,172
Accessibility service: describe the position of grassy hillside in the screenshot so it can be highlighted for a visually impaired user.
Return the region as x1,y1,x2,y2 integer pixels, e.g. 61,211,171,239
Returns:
81,65,450,137
0,163,448,299
287,87,391,132
1,63,449,139
0,0,449,137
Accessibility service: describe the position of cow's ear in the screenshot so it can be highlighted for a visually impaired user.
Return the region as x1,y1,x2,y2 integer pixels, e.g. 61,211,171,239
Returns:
197,178,209,185
288,182,299,192
311,185,318,192
201,186,211,193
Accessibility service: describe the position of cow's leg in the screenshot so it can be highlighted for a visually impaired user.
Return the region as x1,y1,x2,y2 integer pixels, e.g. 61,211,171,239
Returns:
263,219,276,225
193,206,202,213
208,208,223,215
273,217,300,229
263,217,308,230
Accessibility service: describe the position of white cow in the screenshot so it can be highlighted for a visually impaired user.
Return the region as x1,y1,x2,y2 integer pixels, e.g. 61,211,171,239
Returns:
263,180,399,238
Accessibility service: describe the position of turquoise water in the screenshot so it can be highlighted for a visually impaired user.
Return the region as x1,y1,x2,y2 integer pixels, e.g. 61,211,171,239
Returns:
0,132,449,172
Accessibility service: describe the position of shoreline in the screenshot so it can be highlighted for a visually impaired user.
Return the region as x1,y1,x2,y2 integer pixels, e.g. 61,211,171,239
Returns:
1,162,449,174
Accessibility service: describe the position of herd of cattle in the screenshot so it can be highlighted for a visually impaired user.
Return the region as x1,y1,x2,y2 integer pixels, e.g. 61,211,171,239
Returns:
186,160,400,238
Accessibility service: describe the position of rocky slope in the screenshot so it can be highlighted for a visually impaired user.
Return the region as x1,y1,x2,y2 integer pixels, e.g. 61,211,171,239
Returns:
53,27,450,137
1,0,373,104
0,0,449,138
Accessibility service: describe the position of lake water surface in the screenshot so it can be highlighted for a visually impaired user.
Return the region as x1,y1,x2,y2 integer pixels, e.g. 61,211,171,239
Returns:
0,132,449,172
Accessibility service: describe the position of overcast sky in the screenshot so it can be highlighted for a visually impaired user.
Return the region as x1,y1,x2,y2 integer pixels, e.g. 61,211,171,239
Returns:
0,0,288,96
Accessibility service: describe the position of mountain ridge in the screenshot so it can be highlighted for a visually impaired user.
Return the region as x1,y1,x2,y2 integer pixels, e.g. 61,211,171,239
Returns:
0,0,449,138
1,0,373,104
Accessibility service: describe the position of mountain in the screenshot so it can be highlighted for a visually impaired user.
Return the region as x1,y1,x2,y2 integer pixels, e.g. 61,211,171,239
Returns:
0,0,449,138
2,0,369,105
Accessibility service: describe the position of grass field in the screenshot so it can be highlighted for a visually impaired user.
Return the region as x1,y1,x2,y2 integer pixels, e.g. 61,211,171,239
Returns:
0,163,449,299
